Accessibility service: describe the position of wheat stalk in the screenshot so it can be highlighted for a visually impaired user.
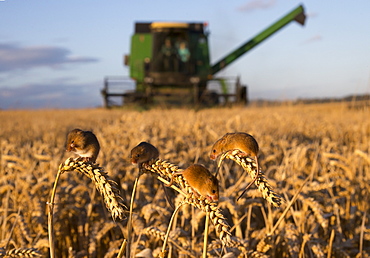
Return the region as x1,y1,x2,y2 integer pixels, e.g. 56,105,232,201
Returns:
202,211,210,258
48,158,127,258
310,243,325,258
161,201,185,257
59,157,127,220
143,226,196,257
182,196,232,246
142,159,233,246
18,213,33,244
142,159,186,189
225,151,283,207
144,226,167,241
5,248,42,257
256,236,273,254
297,194,328,229
126,174,140,258
95,222,117,242
284,223,300,258
2,103,368,257
228,237,249,255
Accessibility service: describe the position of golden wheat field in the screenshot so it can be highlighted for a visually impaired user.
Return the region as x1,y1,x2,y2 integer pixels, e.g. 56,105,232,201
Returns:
0,102,369,258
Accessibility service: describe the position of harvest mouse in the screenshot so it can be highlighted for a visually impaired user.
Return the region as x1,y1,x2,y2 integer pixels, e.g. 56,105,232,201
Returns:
210,132,259,200
130,142,159,167
130,142,174,208
166,164,219,202
66,129,100,163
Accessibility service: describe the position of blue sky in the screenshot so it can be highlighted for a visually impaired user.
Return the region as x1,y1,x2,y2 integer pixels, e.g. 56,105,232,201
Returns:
1,0,369,109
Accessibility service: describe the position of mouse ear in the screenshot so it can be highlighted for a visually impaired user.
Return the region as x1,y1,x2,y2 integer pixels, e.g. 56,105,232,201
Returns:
82,130,90,137
210,175,218,186
206,176,214,185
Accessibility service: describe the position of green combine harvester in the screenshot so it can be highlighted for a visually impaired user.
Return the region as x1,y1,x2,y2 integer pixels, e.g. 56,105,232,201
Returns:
102,5,306,107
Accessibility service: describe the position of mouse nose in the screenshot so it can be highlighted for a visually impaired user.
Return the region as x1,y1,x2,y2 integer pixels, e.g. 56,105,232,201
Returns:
67,143,75,151
210,194,219,202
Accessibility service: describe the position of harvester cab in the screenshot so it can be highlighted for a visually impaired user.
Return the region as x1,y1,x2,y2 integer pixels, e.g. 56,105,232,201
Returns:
144,22,210,86
102,5,306,107
126,22,212,104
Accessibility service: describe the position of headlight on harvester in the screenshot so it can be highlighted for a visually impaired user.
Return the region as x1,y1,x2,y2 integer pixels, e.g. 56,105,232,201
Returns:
190,77,200,84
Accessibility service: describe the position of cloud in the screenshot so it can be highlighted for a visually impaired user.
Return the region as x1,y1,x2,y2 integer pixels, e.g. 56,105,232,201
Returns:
0,80,103,109
0,43,99,72
237,0,276,12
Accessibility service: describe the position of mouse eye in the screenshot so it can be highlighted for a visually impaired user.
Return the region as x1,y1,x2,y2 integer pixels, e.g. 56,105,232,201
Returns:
71,140,74,143
212,149,216,153
136,154,140,158
212,190,216,194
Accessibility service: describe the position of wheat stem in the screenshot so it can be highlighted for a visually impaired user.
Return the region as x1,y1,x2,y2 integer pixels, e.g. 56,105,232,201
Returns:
359,210,367,257
327,229,335,258
47,167,63,258
117,239,127,258
269,173,311,235
161,201,185,256
5,208,20,250
154,174,187,197
126,174,141,258
202,211,210,258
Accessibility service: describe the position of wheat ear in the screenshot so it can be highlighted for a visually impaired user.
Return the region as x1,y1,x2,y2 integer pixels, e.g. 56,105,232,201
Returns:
225,151,283,207
5,248,42,257
142,159,232,246
58,158,127,220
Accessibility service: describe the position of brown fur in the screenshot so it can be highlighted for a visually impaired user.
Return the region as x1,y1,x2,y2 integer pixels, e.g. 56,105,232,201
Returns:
66,129,100,163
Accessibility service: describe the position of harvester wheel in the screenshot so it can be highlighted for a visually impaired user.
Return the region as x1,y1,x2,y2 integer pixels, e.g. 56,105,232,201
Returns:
200,91,219,106
237,86,248,105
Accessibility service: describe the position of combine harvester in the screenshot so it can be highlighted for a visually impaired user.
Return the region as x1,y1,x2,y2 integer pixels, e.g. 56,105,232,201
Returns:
102,5,306,107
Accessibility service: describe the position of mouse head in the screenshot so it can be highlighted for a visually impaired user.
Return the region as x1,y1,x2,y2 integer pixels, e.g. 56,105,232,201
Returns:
130,142,159,165
210,136,228,160
66,129,85,152
203,175,219,202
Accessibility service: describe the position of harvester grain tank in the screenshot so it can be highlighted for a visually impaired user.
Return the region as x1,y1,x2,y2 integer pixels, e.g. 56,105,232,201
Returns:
102,5,306,107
